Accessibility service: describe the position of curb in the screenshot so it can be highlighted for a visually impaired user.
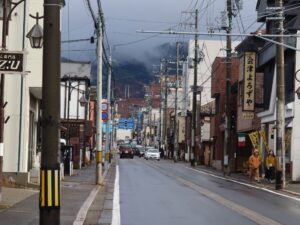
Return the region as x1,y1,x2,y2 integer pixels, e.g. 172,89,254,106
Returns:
193,166,300,198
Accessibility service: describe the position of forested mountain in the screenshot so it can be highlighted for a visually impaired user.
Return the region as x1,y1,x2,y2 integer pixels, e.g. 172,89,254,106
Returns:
90,42,188,98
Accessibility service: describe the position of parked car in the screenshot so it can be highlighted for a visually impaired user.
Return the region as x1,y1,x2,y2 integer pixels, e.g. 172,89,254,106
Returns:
145,148,160,161
144,146,154,159
119,145,134,159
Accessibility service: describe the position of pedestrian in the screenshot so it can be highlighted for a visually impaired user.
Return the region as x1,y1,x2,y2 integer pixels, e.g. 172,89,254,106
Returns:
265,150,276,182
248,149,261,183
159,146,164,159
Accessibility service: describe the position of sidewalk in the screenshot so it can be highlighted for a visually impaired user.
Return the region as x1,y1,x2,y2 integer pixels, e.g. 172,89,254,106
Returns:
84,161,116,225
194,163,300,196
0,160,116,225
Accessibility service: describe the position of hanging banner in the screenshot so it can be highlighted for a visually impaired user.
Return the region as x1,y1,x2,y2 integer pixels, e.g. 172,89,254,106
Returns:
285,129,292,150
259,130,269,151
238,133,246,147
243,52,256,111
248,131,260,152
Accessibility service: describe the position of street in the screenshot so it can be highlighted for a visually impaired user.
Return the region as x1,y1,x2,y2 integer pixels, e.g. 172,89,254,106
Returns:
118,158,300,225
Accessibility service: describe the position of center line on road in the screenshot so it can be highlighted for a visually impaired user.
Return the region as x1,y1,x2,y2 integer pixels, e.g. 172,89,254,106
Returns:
146,161,282,225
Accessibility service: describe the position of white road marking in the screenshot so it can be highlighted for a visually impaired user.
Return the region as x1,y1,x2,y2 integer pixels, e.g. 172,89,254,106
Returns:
112,165,121,225
147,162,282,225
73,185,101,225
187,167,300,202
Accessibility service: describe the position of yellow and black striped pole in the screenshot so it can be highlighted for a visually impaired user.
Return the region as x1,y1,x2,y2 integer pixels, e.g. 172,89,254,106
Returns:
40,0,63,224
40,168,60,208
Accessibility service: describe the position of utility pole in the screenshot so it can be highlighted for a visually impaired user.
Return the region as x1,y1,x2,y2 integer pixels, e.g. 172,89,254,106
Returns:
105,48,112,170
275,0,285,189
163,59,168,158
159,60,163,150
40,0,62,224
174,42,180,162
96,13,103,184
191,9,198,167
224,0,233,174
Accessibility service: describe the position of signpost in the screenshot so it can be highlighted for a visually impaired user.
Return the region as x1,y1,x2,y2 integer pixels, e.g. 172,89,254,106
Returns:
102,111,108,122
0,51,25,74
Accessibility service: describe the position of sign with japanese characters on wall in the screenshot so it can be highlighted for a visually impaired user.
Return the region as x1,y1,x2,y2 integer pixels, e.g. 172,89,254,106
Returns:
243,52,256,111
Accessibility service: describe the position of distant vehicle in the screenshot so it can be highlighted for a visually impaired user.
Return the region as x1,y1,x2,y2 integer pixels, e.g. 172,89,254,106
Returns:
143,146,152,158
136,145,145,157
145,148,160,161
130,140,137,148
116,129,132,142
132,147,140,156
119,145,134,159
117,139,125,146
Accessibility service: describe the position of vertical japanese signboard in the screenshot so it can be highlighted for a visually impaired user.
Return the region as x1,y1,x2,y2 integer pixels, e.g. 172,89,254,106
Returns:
243,52,256,111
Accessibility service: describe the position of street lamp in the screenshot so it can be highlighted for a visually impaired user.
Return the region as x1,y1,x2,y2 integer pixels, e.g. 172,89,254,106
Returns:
26,13,44,49
79,95,88,107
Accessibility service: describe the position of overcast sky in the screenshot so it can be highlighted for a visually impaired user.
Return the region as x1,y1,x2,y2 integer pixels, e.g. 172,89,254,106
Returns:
61,0,259,62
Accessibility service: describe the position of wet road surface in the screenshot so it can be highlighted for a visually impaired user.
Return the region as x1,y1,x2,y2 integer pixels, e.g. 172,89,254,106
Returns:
118,158,300,225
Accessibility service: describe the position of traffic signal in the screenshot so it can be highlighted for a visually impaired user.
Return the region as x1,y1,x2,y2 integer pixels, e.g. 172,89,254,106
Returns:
124,120,128,129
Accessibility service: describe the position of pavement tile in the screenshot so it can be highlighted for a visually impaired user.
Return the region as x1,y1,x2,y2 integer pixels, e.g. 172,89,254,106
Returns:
98,209,112,224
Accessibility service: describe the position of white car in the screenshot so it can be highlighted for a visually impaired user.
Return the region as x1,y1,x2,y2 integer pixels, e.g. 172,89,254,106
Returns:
145,148,160,161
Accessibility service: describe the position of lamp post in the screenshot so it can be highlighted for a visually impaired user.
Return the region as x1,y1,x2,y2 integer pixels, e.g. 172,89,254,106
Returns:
79,94,88,167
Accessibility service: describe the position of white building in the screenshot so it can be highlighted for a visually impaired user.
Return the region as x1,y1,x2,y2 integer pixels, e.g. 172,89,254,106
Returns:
1,1,67,185
181,39,239,161
1,1,44,185
184,39,240,110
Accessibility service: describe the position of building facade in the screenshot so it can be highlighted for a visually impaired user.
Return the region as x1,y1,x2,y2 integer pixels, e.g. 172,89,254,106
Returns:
1,1,44,186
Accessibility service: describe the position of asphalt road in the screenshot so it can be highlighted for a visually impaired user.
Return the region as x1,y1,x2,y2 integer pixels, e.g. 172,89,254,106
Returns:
118,158,300,225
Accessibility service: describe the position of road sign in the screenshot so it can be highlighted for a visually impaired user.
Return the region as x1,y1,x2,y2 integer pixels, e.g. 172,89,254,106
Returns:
101,102,108,111
102,111,108,122
0,51,25,74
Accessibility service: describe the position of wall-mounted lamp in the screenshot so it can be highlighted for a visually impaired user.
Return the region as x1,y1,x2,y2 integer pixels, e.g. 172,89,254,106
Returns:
79,95,88,107
26,13,44,49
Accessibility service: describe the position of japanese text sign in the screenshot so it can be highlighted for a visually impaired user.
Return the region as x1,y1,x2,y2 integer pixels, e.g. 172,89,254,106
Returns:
243,52,256,111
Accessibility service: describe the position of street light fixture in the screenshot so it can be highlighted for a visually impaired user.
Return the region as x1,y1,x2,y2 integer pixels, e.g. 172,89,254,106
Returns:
26,13,44,49
79,95,88,107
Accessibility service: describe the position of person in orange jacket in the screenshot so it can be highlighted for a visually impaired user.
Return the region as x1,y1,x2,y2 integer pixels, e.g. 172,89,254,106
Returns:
248,149,261,182
265,150,276,182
